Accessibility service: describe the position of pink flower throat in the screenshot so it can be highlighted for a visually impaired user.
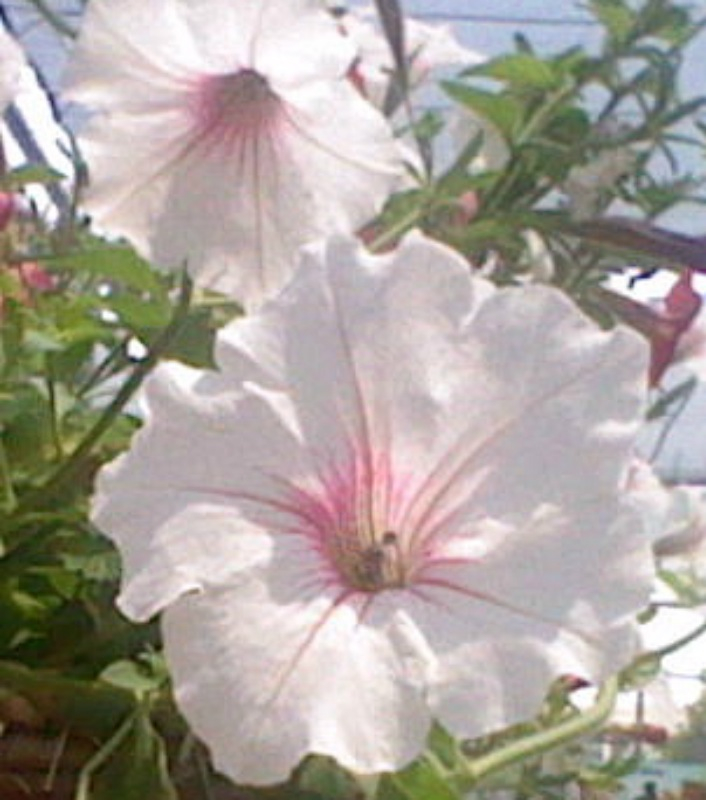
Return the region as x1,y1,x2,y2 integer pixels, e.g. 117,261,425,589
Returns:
284,450,417,593
193,68,282,148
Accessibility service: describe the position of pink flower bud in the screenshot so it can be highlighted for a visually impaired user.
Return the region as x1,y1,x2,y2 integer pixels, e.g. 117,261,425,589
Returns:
597,271,703,386
0,192,15,232
451,191,480,226
347,60,368,97
18,262,57,293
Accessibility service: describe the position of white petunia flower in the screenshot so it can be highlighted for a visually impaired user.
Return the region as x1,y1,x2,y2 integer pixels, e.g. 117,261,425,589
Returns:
64,0,403,309
342,6,483,109
93,232,653,785
564,148,637,221
626,459,706,570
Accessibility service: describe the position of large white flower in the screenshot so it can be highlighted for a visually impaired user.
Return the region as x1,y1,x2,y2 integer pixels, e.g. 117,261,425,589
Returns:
64,0,403,309
93,232,653,785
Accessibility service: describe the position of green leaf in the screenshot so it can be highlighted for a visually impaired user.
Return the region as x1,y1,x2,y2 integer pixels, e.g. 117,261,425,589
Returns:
646,376,697,421
41,246,163,294
3,164,66,188
159,307,218,368
543,106,591,146
297,755,363,800
100,659,164,698
479,54,561,91
428,723,463,771
22,328,65,355
589,0,635,42
0,660,135,737
442,82,521,140
83,704,177,800
376,757,463,800
107,293,171,330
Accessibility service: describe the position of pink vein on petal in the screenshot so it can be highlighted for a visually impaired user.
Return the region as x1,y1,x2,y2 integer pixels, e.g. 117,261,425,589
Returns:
262,588,356,710
418,575,600,648
399,349,636,543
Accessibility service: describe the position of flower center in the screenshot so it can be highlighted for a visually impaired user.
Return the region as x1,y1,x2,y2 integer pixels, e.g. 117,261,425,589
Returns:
331,530,407,593
215,69,276,117
194,68,281,147
282,450,417,593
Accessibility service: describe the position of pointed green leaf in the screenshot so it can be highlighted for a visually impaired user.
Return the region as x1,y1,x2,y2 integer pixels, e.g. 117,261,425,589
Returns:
442,82,521,140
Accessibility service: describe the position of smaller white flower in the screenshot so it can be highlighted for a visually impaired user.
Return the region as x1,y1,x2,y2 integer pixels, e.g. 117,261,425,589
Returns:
564,148,637,220
626,459,706,572
343,6,483,109
65,0,403,309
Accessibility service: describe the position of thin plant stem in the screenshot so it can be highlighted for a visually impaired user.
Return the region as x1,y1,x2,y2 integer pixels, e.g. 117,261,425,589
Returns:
194,745,217,800
369,205,425,252
75,711,137,800
22,0,77,39
45,356,64,460
648,618,706,661
0,435,16,510
76,335,131,398
456,677,619,791
648,380,696,463
13,271,192,516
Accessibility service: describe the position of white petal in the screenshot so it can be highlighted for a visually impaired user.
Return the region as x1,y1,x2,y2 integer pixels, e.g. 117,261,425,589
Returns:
443,282,648,523
272,232,483,463
345,7,483,106
92,361,308,619
415,506,652,735
65,0,353,104
64,0,210,107
162,559,431,784
404,17,484,79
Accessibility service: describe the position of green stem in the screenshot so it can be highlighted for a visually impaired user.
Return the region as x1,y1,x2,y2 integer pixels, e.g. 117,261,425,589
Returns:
76,335,130,398
45,357,64,460
648,619,706,661
0,518,72,579
75,711,137,800
369,205,425,253
455,677,619,791
22,0,77,38
482,83,575,215
193,744,217,800
648,380,695,463
0,435,16,511
14,272,192,516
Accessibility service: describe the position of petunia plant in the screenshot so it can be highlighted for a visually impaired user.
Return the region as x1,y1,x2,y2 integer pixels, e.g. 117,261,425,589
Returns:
0,0,706,799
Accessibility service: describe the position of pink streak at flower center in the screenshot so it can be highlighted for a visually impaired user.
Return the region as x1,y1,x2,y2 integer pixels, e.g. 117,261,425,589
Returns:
193,68,282,151
285,449,417,593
